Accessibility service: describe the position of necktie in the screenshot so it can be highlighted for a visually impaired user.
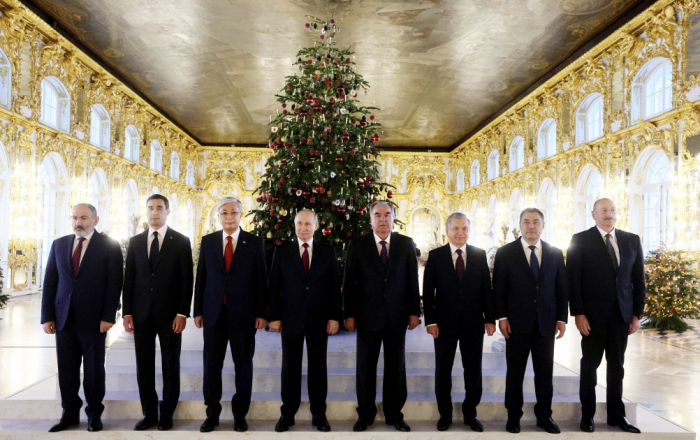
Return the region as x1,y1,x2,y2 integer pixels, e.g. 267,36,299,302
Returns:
223,236,233,304
605,233,618,272
301,243,310,274
149,231,159,270
72,237,86,275
455,249,465,282
529,245,539,280
379,240,388,266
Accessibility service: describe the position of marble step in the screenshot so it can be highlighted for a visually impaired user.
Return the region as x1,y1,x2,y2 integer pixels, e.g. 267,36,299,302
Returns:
103,364,579,395
0,414,694,439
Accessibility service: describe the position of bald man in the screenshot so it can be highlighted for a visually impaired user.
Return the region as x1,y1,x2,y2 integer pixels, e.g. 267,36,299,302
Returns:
268,209,342,432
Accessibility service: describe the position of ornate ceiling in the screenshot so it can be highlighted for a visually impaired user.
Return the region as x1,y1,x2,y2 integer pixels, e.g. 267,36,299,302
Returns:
24,0,644,150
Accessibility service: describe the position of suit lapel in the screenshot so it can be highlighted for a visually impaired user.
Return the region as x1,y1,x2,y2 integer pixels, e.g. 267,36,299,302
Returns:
215,230,226,274
306,239,319,279
462,245,477,284
589,227,617,275
153,228,175,270
614,229,625,269
538,240,550,279
516,238,537,281
77,232,101,276
364,235,384,275
385,232,401,278
65,235,76,278
228,228,248,273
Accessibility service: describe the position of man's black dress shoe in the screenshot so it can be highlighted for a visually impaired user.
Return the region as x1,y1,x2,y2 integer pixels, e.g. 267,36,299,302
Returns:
388,420,411,432
537,417,561,434
353,418,368,432
87,418,103,432
466,417,484,432
506,418,521,433
134,416,158,431
275,416,295,432
580,417,595,432
158,415,173,431
437,417,452,431
199,417,219,433
608,417,641,433
48,418,79,432
312,415,331,432
233,417,248,432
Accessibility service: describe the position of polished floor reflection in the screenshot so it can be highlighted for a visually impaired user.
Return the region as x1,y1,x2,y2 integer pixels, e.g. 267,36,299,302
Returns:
0,293,698,438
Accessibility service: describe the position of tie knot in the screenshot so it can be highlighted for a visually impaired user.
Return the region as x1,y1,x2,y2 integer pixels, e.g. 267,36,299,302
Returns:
302,242,309,249
77,237,86,243
605,233,612,239
529,245,536,251
152,231,158,238
380,240,387,246
456,249,462,256
226,236,232,243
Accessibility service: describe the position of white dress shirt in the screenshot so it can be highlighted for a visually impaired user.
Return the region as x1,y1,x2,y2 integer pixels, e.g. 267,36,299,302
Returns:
298,239,313,265
373,232,391,256
596,226,620,264
147,225,168,257
223,227,241,256
72,230,95,265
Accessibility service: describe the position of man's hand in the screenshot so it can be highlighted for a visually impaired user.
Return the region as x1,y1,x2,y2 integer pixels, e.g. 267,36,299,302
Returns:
194,316,204,328
628,316,640,335
123,315,135,333
255,318,266,329
498,319,511,339
172,316,186,334
407,315,420,330
555,321,566,339
426,325,439,339
485,323,496,336
100,321,113,333
42,321,56,334
327,320,339,335
575,315,591,336
269,320,282,333
344,317,356,332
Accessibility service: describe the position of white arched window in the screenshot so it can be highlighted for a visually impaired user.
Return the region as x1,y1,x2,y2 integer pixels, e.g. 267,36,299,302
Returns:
487,149,499,181
186,161,195,187
576,93,603,146
0,47,11,108
40,153,69,284
150,140,163,172
170,152,180,181
40,77,71,133
470,200,479,248
574,165,602,232
170,194,180,231
538,119,557,159
537,179,556,243
125,179,140,238
508,189,523,238
486,195,499,249
456,168,465,193
89,168,110,232
89,104,111,151
470,160,480,187
0,142,8,264
509,137,524,172
187,199,195,243
631,58,673,122
124,125,140,162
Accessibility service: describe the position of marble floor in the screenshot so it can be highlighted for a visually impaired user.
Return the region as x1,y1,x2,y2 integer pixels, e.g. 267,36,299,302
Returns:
0,293,698,438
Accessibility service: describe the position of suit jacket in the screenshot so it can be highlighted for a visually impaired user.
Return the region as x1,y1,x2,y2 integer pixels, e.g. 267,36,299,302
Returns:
41,232,123,332
492,238,568,336
122,227,194,327
422,243,495,334
193,228,268,330
342,232,421,332
567,227,646,325
267,238,342,336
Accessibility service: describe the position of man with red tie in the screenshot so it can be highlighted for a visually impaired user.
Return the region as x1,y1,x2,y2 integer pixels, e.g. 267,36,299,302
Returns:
41,203,123,433
267,209,342,432
194,197,268,433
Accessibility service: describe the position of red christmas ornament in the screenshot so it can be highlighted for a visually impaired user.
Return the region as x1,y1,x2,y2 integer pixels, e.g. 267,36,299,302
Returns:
280,161,287,166
309,197,316,203
329,97,335,104
321,197,328,204
370,115,375,120
303,160,310,167
347,232,352,237
350,150,356,156
256,197,262,203
291,148,297,154
322,227,332,235
277,218,284,223
272,197,279,202
305,23,310,28
320,34,324,40
387,191,394,199
282,103,287,108
275,239,282,245
366,175,373,181
287,82,293,88
330,19,335,24
319,187,326,194
274,224,280,230
335,157,342,163
282,110,288,115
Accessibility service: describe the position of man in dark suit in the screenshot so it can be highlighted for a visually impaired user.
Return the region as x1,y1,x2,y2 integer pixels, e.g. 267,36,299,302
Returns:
423,212,495,432
122,194,194,431
268,209,342,433
41,203,123,433
493,208,568,434
193,197,268,433
568,198,646,434
343,200,421,433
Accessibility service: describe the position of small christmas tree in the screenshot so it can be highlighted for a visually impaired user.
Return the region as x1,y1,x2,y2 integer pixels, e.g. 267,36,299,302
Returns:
250,16,393,261
643,246,700,332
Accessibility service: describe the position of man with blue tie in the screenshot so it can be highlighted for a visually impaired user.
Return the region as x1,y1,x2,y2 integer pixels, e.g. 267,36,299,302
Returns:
423,212,495,432
568,198,645,434
194,197,268,433
41,203,123,433
268,209,342,432
492,208,568,434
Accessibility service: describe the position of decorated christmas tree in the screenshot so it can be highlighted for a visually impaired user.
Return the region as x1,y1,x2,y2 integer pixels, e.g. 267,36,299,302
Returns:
643,246,700,332
250,16,392,261
0,267,7,310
